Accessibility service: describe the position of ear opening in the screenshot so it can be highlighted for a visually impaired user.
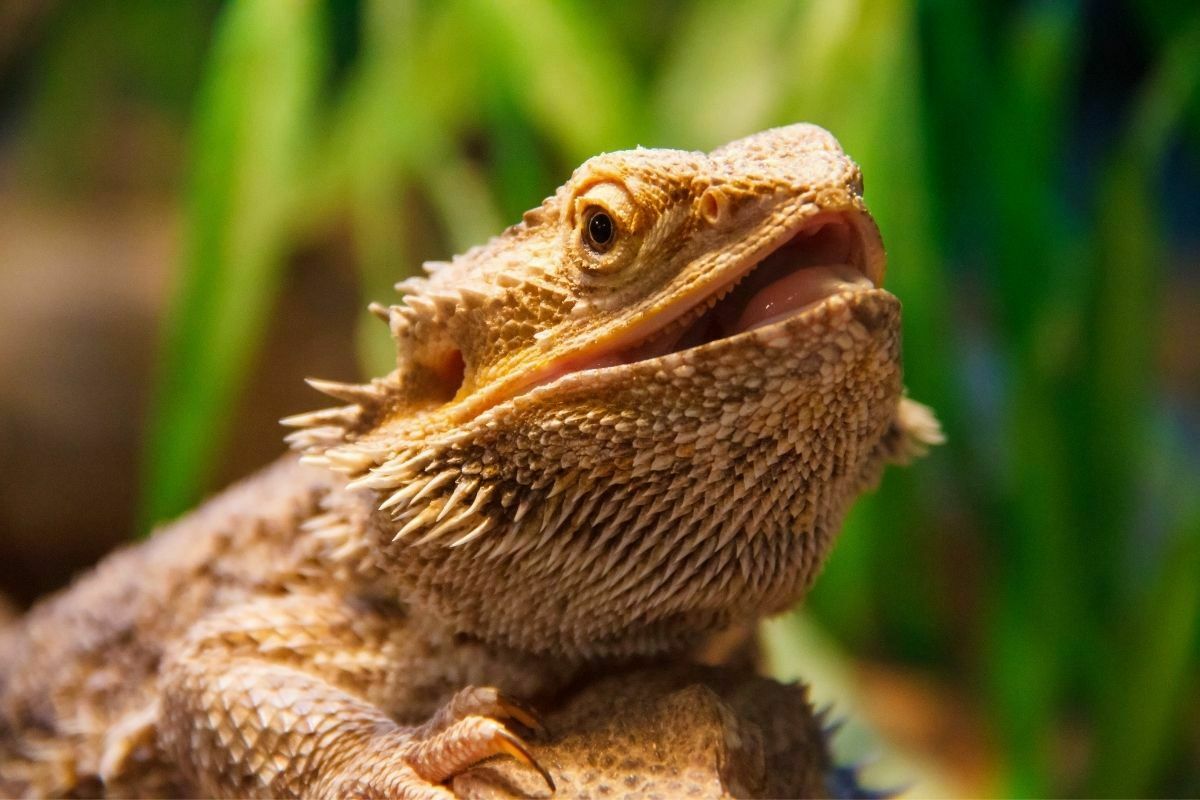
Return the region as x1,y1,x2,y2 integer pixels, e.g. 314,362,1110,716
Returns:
430,348,466,402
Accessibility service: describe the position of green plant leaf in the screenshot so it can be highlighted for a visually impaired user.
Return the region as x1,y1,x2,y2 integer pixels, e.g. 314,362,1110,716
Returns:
462,0,641,158
650,0,795,148
138,0,326,531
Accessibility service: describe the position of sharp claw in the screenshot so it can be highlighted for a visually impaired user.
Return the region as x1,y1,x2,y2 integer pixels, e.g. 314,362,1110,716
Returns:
496,729,556,793
496,695,546,735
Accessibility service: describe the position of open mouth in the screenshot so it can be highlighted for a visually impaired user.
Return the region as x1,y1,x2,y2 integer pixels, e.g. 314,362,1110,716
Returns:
441,211,884,420
566,212,880,374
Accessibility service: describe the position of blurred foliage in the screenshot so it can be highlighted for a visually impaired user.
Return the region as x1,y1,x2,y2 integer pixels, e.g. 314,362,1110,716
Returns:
10,0,1199,796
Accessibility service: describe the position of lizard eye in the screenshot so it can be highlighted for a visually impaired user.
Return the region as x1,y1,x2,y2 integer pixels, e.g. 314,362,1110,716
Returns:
582,207,616,253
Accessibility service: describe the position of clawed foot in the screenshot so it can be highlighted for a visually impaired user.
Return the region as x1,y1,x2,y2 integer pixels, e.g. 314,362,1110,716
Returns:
325,687,553,799
410,686,553,793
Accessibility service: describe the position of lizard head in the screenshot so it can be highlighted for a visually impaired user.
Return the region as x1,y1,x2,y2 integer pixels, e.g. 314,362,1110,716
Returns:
288,123,941,658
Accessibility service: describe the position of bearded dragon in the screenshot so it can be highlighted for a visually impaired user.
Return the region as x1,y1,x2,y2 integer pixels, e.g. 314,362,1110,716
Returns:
0,124,939,798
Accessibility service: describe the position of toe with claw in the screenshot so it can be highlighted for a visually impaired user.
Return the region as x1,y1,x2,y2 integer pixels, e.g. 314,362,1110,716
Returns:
325,686,554,799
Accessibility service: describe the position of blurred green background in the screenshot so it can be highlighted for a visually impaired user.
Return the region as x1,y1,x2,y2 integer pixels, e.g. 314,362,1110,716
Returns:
0,0,1197,796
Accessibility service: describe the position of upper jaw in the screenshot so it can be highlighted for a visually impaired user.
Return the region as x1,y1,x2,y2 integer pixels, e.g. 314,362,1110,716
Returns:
557,206,887,373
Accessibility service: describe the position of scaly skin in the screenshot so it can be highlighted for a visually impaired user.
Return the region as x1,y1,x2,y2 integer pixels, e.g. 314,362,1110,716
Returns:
451,665,835,799
0,124,939,798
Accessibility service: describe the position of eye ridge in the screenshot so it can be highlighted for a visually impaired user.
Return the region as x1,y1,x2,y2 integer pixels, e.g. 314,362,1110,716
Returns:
583,207,616,253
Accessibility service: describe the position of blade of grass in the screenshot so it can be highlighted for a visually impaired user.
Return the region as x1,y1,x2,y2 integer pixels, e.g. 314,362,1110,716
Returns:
480,82,556,223
1133,0,1200,148
1089,478,1200,796
314,0,426,378
650,0,796,149
462,0,641,159
19,1,214,191
1080,13,1200,584
306,0,485,377
138,0,325,530
420,156,505,253
975,4,1084,794
1082,16,1200,794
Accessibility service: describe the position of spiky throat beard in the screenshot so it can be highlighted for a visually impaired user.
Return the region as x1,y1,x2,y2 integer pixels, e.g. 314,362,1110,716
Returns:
314,285,903,659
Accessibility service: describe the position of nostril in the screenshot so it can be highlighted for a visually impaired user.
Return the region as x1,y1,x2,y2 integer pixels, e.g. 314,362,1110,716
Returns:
699,187,730,226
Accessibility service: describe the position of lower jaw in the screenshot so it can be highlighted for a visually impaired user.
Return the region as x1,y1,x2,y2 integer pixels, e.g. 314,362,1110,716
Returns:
519,287,899,402
575,262,876,374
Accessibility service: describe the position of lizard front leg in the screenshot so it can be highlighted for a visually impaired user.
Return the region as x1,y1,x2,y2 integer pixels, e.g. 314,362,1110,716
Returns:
156,592,556,799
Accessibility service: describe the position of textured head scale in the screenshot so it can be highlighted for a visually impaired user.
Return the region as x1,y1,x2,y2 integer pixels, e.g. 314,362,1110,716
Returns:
288,124,941,657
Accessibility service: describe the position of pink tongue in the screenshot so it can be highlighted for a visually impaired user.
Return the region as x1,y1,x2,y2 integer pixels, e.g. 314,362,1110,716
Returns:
732,263,869,333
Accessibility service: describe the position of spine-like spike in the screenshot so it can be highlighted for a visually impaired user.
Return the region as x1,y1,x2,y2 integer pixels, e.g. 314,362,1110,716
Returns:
404,295,437,317
392,506,439,541
550,488,585,532
300,512,342,533
590,495,626,529
389,449,435,474
415,504,477,544
394,305,421,325
285,431,321,450
286,427,345,452
461,484,495,518
394,276,427,294
299,453,331,468
323,449,374,474
389,312,413,338
547,473,575,499
483,522,530,560
411,470,456,504
328,538,364,562
305,378,382,406
426,290,461,318
448,516,495,548
437,478,479,522
513,496,534,523
569,490,602,528
457,285,494,307
533,500,565,551
379,477,428,512
377,507,418,538
434,429,474,447
346,449,436,492
367,302,391,322
280,406,358,428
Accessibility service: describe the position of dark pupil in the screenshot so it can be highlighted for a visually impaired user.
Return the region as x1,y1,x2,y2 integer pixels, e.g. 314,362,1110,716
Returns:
587,211,614,246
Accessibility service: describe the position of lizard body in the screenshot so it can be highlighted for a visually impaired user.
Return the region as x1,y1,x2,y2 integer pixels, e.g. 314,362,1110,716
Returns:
0,124,939,798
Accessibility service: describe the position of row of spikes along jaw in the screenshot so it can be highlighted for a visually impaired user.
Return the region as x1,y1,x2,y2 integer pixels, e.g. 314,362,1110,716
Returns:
282,246,908,659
